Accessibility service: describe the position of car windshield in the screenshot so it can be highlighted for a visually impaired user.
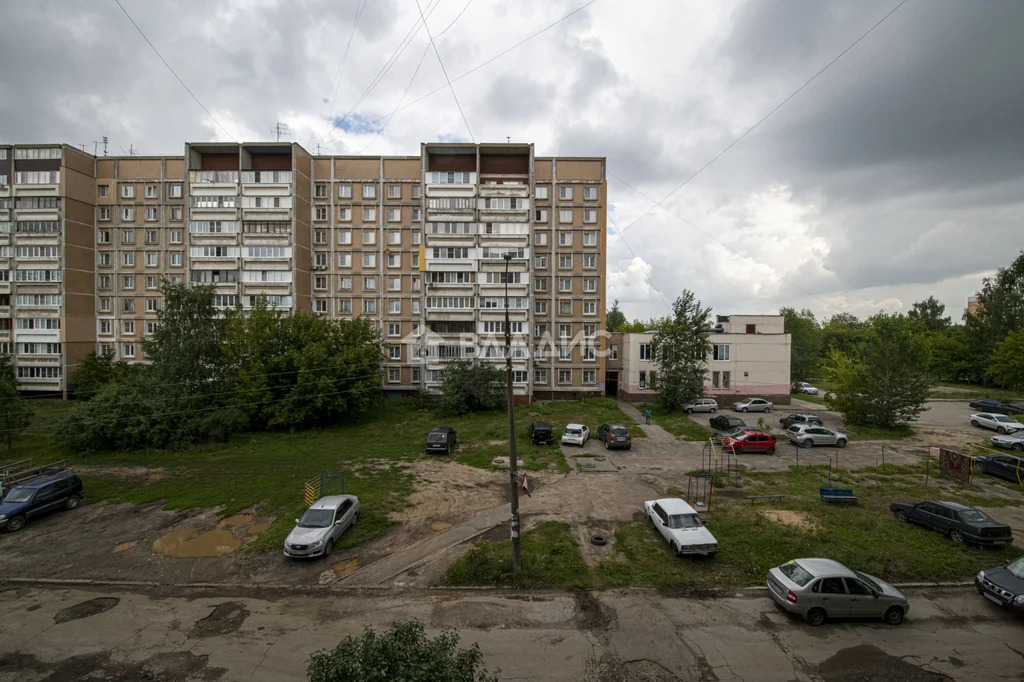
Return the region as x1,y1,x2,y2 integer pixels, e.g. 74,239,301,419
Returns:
427,432,446,442
667,513,702,529
566,428,581,435
611,428,628,436
1006,557,1024,579
958,509,993,523
854,571,881,592
779,561,815,586
297,509,334,528
1,487,34,503
994,416,1016,423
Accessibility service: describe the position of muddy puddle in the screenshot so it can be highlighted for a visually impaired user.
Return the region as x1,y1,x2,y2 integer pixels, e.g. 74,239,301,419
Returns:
152,529,242,558
430,521,453,532
113,541,137,553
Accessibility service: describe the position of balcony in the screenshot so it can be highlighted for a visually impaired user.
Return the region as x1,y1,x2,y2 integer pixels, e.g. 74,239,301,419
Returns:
241,170,292,186
190,170,240,187
479,183,529,199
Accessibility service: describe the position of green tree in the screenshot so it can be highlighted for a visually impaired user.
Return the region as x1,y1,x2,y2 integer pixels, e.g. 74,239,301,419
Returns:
780,307,821,384
822,314,931,428
820,312,867,360
650,290,713,411
0,355,33,450
965,251,1024,382
987,329,1024,392
308,619,498,682
142,281,227,392
907,295,951,331
924,326,973,382
606,300,627,332
440,360,505,415
67,351,130,400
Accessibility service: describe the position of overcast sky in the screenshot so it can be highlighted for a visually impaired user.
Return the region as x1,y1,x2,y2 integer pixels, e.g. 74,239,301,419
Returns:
2,0,1021,324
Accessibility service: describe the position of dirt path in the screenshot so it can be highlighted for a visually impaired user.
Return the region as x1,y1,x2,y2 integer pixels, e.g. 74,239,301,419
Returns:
617,400,676,446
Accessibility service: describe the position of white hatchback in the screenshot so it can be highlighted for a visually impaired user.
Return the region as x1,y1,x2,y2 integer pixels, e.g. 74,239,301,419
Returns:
644,497,718,557
561,424,590,446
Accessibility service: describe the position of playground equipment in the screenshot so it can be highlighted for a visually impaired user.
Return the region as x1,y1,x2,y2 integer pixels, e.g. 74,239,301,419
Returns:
701,439,741,485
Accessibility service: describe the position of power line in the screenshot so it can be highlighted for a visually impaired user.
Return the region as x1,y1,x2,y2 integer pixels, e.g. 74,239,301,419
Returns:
113,0,238,142
305,0,368,148
415,0,474,142
612,0,910,242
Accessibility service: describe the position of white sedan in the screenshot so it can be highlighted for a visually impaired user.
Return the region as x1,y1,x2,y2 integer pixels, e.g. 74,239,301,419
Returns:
644,498,718,557
796,382,820,395
971,413,1023,434
561,423,590,446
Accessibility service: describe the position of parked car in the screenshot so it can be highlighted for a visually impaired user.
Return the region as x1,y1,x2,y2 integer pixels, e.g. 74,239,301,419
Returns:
969,399,1024,416
970,413,1023,434
767,558,909,626
283,494,359,558
787,424,848,448
644,497,718,557
528,421,554,446
991,432,1024,452
426,426,457,455
713,426,747,444
780,413,824,429
0,472,84,533
683,398,718,414
973,454,1024,482
795,382,820,395
732,397,773,413
710,415,746,432
975,556,1024,614
596,423,631,450
722,430,777,455
561,424,590,446
889,500,1013,547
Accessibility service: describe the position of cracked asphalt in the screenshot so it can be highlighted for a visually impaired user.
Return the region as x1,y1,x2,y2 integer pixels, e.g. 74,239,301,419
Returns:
0,583,1021,681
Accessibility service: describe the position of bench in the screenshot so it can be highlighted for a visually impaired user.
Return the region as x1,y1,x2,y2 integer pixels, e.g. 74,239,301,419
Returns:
820,488,858,503
747,494,784,504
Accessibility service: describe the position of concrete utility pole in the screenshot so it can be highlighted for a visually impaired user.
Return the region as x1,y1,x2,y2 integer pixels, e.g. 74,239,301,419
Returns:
503,253,522,571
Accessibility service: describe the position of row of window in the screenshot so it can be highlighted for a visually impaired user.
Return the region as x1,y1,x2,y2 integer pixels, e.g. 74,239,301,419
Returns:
14,171,60,185
99,252,183,267
100,206,184,222
409,367,596,386
188,246,292,259
104,183,183,199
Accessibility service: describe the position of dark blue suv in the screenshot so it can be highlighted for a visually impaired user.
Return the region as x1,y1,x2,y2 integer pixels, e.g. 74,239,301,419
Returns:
0,473,84,533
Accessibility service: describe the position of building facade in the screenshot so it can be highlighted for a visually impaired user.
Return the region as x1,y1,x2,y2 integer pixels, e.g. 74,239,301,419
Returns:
606,314,792,405
0,142,607,401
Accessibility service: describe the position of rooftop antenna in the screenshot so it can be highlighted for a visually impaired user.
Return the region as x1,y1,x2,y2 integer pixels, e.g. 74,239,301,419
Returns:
121,144,137,157
103,136,109,156
271,122,292,142
507,136,511,144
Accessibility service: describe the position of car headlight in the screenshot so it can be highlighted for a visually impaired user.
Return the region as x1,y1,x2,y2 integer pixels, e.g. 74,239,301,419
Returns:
310,539,323,547
977,571,986,582
1014,594,1024,605
0,514,6,521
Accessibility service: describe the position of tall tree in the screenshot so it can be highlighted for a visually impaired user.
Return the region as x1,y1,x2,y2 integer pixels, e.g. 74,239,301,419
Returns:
439,360,505,415
822,314,931,428
650,290,713,411
965,251,1024,382
67,351,130,400
0,355,33,450
820,311,867,359
924,326,972,383
987,329,1024,392
780,307,821,384
907,296,951,331
142,281,227,392
606,300,626,332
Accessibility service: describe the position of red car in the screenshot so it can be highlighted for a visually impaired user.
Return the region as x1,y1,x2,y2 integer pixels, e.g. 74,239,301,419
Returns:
721,430,777,455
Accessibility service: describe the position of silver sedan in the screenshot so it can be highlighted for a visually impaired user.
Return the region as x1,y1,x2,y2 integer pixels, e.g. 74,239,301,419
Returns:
971,413,1023,434
767,558,909,626
787,424,848,448
284,494,360,559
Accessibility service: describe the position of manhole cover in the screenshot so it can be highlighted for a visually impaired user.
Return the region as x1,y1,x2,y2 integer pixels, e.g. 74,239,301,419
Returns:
582,462,597,469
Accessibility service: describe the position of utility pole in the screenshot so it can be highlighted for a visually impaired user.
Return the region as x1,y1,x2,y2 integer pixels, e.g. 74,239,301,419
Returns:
503,253,522,571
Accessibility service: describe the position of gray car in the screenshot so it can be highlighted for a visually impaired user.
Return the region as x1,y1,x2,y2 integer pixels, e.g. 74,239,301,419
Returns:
683,398,718,414
732,397,772,413
787,424,847,448
767,558,909,626
283,494,360,559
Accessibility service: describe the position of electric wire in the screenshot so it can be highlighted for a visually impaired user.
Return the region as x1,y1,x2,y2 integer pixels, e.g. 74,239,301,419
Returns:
415,0,475,142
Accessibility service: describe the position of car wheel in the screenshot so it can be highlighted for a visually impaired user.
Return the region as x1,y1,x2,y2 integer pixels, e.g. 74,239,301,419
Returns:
710,408,717,413
670,542,679,557
604,439,610,450
835,439,847,448
805,608,826,627
686,408,694,414
971,420,979,428
895,510,909,522
649,514,655,528
732,446,742,455
5,515,26,533
352,512,359,524
1013,443,1024,452
324,538,334,556
884,606,905,626
741,407,748,413
974,461,986,474
766,447,776,456
801,440,814,448
765,407,771,413
950,529,965,544
65,495,81,510
997,427,1007,434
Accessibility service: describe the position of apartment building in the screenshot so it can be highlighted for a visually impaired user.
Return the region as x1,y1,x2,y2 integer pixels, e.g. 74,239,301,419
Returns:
1,141,607,401
606,314,792,404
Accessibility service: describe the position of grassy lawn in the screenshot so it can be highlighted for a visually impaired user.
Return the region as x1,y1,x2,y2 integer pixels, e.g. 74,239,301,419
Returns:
793,392,827,406
844,425,915,441
2,397,639,552
931,382,1022,402
443,462,1020,589
646,408,712,441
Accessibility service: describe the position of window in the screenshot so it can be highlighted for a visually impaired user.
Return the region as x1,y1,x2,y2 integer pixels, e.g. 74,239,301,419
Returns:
583,369,596,384
145,298,158,312
610,344,618,360
535,186,548,200
559,278,572,293
583,324,596,338
338,253,352,268
388,323,401,337
338,277,353,291
363,276,377,291
559,370,572,385
315,207,328,221
387,208,400,223
98,275,111,289
338,300,352,314
122,207,135,221
123,253,135,266
145,185,158,199
338,207,352,221
534,278,548,292
170,206,183,221
97,230,111,244
145,230,158,245
535,301,548,314
121,184,135,198
583,347,596,362
315,299,328,313
336,230,352,245
534,369,547,384
98,184,110,197
534,209,548,223
583,209,597,224
144,253,158,267
583,301,596,315
314,229,327,245
99,298,111,312
559,324,572,339
362,207,377,222
170,253,182,266
559,300,572,315
362,184,376,199
363,300,377,314
146,276,158,289
722,371,731,389
362,253,377,267
712,371,720,389
121,230,135,245
338,184,352,199
99,253,111,266
313,275,327,290
559,232,573,246
583,254,597,269
411,252,419,268
388,345,401,360
713,344,730,361
122,320,136,336
412,300,420,313
169,185,182,199
387,230,401,245
639,371,647,389
315,183,328,198
170,230,182,244
534,232,548,246
584,186,598,201
99,320,112,335
412,276,420,291
583,279,596,293
315,253,328,267
584,232,597,246
122,298,135,313
122,275,135,290
387,253,400,268
411,185,422,199
387,368,401,383
558,255,572,269
559,209,572,224
559,186,573,200
412,208,421,222
535,255,547,268
387,185,401,199
640,344,652,360
98,207,111,221
122,344,136,358
388,276,401,291
145,321,156,335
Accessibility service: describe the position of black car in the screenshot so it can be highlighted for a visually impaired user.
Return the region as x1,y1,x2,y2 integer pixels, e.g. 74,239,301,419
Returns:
528,421,554,446
890,500,1013,547
709,415,746,432
974,454,1024,483
969,399,1024,416
0,472,84,533
596,423,632,450
426,426,457,455
779,413,823,429
975,556,1024,614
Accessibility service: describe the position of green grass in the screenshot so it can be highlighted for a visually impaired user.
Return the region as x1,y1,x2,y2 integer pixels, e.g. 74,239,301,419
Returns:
844,424,915,441
647,408,712,441
931,382,1022,402
792,392,828,405
442,521,590,588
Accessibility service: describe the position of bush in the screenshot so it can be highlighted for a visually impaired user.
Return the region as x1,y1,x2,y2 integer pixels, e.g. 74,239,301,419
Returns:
307,619,498,682
440,360,505,416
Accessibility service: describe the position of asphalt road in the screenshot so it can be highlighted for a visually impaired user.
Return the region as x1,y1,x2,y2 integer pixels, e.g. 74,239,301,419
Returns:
1,583,1021,681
